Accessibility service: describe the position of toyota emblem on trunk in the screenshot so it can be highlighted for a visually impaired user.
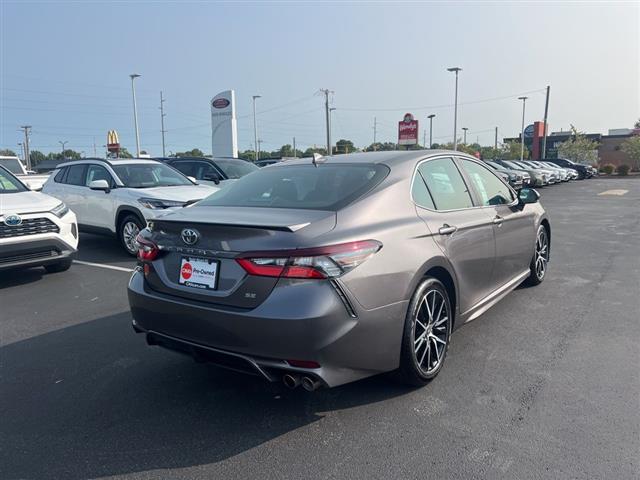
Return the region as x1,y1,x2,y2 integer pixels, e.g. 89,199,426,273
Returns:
181,228,200,245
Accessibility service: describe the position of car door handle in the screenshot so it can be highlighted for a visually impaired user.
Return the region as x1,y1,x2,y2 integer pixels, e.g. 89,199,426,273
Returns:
439,224,457,235
492,216,504,226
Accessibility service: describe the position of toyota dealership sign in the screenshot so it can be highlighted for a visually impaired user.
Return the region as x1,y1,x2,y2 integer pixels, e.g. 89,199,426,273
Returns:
398,113,418,146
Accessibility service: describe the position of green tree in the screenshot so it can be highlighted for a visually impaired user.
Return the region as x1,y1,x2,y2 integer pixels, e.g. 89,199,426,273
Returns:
174,148,205,158
501,141,529,160
0,148,17,156
117,147,134,159
634,118,640,129
364,142,397,152
620,136,640,171
557,126,599,165
333,139,356,154
29,150,47,166
302,146,328,157
46,149,82,161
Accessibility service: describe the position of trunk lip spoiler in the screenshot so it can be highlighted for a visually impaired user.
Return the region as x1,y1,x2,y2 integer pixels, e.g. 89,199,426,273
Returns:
152,220,311,233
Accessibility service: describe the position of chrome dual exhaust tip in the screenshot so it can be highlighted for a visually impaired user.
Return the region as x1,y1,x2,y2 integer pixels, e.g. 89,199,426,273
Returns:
301,376,321,391
283,373,301,389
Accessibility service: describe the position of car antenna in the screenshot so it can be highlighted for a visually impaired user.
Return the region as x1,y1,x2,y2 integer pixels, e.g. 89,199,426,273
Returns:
312,152,325,168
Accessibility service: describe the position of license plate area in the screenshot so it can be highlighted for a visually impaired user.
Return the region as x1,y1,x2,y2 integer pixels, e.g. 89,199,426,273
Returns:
179,256,219,290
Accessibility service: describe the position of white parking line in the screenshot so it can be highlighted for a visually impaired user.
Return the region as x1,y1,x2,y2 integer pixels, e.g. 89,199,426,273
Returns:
73,260,135,273
598,189,629,196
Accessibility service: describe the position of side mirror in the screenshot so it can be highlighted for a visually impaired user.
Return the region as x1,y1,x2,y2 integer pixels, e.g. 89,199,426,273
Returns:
203,172,221,185
187,176,198,184
89,179,110,192
518,187,540,205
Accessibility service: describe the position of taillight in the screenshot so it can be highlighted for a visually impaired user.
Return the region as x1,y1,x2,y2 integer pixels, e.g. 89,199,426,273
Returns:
236,240,382,279
136,234,159,262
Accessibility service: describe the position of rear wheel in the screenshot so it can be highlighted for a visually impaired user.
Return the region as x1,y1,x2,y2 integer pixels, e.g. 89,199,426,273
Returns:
118,214,144,256
525,225,549,286
398,278,452,386
44,258,72,273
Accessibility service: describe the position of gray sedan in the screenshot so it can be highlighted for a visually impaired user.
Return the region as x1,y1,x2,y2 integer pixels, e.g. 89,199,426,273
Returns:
128,151,550,390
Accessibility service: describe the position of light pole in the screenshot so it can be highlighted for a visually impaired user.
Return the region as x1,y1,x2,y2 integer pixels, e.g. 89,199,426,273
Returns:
447,67,462,150
252,95,261,161
129,74,141,157
329,107,336,154
427,114,435,149
59,141,68,156
462,127,468,145
518,96,528,161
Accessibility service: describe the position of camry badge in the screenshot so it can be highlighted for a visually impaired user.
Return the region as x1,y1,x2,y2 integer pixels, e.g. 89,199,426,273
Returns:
181,228,200,245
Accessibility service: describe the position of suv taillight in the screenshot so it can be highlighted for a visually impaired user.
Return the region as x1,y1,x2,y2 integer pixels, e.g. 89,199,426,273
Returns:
236,240,382,279
136,234,159,262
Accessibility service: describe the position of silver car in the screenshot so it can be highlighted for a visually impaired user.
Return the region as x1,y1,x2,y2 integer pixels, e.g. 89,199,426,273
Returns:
128,151,550,390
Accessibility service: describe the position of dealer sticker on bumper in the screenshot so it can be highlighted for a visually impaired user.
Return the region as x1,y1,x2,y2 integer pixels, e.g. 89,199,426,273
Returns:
179,257,218,290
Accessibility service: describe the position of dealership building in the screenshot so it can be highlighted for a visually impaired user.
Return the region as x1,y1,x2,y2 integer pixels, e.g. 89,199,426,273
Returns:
504,123,637,166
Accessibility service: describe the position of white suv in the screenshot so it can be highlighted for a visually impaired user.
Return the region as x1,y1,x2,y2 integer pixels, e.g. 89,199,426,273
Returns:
42,159,217,255
0,165,78,272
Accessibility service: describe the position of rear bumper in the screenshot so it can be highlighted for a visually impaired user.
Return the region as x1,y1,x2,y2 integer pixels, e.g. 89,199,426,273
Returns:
127,270,407,387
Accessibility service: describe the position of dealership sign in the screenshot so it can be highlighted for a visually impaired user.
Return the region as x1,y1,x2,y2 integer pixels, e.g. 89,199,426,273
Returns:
211,90,238,158
398,113,419,146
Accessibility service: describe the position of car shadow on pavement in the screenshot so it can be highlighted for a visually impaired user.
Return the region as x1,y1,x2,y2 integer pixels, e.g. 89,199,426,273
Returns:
0,267,47,289
0,311,412,479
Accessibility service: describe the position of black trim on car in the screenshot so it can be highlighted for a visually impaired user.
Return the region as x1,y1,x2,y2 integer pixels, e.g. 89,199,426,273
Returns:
0,238,75,271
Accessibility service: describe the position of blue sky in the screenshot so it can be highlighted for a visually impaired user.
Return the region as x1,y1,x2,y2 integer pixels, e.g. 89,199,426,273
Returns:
1,1,638,156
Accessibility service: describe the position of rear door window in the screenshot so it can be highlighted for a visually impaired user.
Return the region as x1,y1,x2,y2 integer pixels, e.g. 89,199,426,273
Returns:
411,170,435,210
418,158,473,210
65,164,87,186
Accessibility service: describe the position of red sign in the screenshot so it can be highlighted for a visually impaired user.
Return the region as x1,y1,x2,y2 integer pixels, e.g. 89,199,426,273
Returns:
212,98,230,109
398,113,419,146
181,263,193,280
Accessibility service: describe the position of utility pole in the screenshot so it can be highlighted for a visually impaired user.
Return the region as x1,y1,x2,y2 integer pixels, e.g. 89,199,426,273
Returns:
462,127,468,145
160,91,167,157
320,88,333,155
329,107,336,155
447,67,462,150
293,137,296,158
252,95,261,162
542,85,550,159
518,96,528,161
423,130,426,148
20,125,31,170
494,127,498,152
373,117,377,150
129,74,141,157
17,142,24,161
59,140,68,156
93,137,97,157
427,114,435,149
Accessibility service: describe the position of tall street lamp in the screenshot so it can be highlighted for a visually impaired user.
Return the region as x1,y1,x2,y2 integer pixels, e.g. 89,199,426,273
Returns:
462,127,468,145
252,95,261,161
59,140,68,155
427,114,435,149
447,67,462,150
518,96,528,161
129,74,142,157
329,107,336,154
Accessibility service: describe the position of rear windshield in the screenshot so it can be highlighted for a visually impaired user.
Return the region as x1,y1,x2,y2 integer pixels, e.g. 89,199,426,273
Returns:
0,158,24,174
214,159,258,179
198,163,389,210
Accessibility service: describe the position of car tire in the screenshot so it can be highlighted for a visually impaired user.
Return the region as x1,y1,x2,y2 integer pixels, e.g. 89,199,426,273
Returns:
118,214,144,256
44,258,72,273
525,224,549,286
398,277,452,387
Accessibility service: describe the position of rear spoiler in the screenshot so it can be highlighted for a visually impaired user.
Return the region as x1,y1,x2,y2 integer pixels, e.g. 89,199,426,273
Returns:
154,219,310,233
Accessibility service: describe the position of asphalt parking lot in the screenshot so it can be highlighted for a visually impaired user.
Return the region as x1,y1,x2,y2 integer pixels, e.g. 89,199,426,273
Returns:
1,178,638,480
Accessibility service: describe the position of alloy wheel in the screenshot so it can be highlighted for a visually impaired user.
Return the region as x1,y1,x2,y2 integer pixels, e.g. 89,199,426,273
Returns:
122,221,140,254
535,227,549,280
412,288,449,375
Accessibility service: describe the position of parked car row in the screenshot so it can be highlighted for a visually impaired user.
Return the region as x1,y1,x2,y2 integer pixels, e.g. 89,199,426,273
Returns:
481,157,596,189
